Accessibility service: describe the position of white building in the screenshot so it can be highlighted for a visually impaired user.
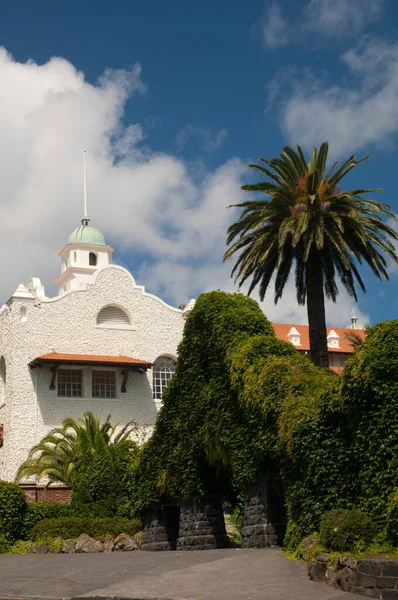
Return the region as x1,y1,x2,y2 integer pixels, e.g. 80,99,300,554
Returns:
0,216,193,487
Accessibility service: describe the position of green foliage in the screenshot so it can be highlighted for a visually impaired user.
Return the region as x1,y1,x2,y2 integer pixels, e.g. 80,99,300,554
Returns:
16,412,140,518
0,481,27,541
16,412,137,487
224,142,398,303
130,291,398,555
30,516,142,542
229,504,244,535
319,509,374,552
137,291,275,507
70,438,140,518
280,321,398,544
224,143,398,367
340,320,398,527
0,533,13,554
386,490,398,545
21,502,71,540
7,540,33,554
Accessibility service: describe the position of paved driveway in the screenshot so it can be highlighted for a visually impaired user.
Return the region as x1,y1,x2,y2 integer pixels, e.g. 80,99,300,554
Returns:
0,548,358,600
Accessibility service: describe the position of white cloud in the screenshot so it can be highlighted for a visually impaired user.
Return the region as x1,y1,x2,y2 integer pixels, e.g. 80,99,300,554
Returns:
269,37,398,156
262,2,289,48
0,47,367,327
176,124,228,152
304,0,384,36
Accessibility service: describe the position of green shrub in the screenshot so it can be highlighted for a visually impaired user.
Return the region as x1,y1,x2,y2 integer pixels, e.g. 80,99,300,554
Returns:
386,491,398,545
8,540,33,554
70,439,140,518
21,502,71,540
0,481,27,541
319,509,374,552
30,516,142,542
0,533,13,554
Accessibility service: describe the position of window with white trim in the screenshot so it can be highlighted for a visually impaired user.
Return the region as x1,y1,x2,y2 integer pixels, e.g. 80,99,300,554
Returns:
152,356,176,400
58,369,83,397
92,370,116,399
96,305,130,327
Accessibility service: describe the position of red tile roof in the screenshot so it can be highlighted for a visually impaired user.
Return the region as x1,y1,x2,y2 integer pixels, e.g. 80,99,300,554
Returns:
29,352,152,370
271,323,366,354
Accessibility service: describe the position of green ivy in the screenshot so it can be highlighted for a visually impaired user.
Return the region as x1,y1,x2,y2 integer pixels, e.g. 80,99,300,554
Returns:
0,481,27,541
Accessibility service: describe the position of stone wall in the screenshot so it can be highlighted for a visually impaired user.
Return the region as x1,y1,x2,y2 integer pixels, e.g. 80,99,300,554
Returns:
176,498,230,551
141,506,180,551
241,478,285,548
308,553,398,598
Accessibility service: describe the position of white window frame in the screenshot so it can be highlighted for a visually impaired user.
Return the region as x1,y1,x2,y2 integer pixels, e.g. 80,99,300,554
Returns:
152,356,176,401
57,367,84,398
91,368,117,400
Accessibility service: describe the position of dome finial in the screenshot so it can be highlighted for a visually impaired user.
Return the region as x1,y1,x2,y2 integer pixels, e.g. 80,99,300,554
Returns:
83,150,88,220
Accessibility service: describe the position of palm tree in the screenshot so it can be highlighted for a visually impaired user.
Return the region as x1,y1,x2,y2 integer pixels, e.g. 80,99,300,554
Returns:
15,412,137,486
224,142,398,368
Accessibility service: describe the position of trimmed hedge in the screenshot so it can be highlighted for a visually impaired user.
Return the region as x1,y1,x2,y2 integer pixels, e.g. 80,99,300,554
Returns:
30,516,142,542
21,502,71,540
319,509,374,552
0,481,27,541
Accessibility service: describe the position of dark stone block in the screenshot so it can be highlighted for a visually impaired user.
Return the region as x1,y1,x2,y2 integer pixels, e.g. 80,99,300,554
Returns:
378,577,398,589
176,498,230,551
382,590,398,600
382,564,398,578
358,562,371,575
241,477,285,548
355,573,377,588
142,505,180,552
352,588,380,598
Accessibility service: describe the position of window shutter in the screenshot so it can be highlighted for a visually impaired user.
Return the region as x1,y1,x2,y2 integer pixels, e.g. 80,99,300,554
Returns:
97,306,130,327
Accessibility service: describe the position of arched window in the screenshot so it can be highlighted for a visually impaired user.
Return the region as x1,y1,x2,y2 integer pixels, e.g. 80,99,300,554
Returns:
20,306,27,322
152,356,176,400
89,252,97,266
96,305,131,327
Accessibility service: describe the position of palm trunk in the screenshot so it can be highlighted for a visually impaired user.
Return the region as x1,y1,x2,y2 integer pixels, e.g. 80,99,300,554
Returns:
305,249,329,369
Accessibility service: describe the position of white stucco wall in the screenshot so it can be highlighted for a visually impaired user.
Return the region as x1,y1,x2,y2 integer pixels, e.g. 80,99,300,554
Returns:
0,265,185,481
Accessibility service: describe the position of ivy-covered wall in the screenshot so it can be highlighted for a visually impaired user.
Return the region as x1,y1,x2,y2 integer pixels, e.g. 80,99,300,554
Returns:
133,292,398,548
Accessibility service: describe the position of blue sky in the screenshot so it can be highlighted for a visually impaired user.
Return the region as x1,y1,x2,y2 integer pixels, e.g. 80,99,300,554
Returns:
1,0,398,326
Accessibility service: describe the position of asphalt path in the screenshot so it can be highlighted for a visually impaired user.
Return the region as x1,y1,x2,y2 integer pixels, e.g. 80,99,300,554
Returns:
0,548,359,600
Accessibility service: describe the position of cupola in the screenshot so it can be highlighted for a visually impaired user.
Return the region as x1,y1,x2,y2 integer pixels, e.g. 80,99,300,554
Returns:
55,216,114,295
348,308,365,330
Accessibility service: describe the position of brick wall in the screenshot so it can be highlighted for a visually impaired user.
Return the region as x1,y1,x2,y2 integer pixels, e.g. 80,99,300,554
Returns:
19,483,72,503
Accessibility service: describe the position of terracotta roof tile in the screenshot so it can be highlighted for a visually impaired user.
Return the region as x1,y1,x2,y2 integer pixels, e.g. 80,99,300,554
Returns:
271,323,366,354
30,352,152,369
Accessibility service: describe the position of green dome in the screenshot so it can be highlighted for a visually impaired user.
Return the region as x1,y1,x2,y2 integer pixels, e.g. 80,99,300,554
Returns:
68,218,106,246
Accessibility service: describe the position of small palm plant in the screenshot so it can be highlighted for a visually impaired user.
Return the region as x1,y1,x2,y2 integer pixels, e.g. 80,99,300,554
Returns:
15,412,137,486
224,142,398,368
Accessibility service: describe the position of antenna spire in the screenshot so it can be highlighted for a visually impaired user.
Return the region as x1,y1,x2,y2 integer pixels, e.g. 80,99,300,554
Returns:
83,150,88,219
